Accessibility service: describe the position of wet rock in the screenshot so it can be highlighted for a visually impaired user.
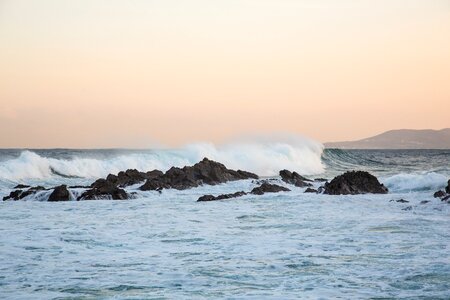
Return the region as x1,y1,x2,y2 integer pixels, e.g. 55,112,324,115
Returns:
140,158,258,191
13,184,30,189
279,170,312,187
304,188,318,193
434,190,446,198
446,179,450,194
442,195,450,202
78,180,128,200
251,183,290,195
396,199,409,203
197,191,247,202
420,200,430,204
48,185,71,202
3,186,47,201
324,171,388,195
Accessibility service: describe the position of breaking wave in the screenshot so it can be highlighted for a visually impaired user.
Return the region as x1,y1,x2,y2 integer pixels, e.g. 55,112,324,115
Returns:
0,136,325,182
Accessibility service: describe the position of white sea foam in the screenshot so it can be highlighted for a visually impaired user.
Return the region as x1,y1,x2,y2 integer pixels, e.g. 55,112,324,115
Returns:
382,172,449,192
0,136,324,182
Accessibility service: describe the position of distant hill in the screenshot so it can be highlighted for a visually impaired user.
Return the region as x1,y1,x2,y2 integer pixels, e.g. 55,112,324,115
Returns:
325,128,450,149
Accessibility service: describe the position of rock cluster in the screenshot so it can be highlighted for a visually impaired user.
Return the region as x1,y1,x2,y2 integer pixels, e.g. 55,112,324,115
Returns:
197,183,290,202
323,171,388,195
140,158,258,191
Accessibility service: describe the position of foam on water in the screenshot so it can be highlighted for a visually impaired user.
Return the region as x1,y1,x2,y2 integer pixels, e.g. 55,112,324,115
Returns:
382,172,449,193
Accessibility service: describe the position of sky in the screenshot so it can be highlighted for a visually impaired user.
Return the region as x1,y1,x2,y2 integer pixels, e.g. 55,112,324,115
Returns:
0,0,449,148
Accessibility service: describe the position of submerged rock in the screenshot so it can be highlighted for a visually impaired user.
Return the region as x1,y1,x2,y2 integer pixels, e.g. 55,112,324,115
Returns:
324,171,388,195
140,158,258,191
279,170,312,187
434,190,446,198
304,188,318,193
48,185,71,202
251,183,290,195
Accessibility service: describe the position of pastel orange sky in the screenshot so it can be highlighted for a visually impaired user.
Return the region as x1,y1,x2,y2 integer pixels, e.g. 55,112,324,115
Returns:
0,0,449,148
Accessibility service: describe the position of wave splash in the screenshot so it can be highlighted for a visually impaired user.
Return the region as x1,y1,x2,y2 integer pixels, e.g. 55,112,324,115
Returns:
0,136,325,182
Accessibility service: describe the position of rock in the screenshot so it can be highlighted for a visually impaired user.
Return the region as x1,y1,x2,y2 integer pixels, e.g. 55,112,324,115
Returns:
446,180,450,194
251,183,290,195
402,206,413,211
304,188,318,193
420,200,430,204
442,195,450,201
140,158,258,191
197,191,247,202
434,190,446,198
78,180,128,200
48,185,71,202
324,171,388,195
13,184,30,189
314,178,328,182
279,170,312,187
396,199,409,203
3,186,46,201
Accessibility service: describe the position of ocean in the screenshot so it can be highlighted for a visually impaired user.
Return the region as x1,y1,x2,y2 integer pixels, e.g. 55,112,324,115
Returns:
0,143,449,299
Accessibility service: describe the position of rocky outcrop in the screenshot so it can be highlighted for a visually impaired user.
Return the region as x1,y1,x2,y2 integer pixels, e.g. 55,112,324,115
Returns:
198,191,247,202
77,180,128,200
91,169,163,189
250,183,290,195
323,171,388,195
3,186,46,201
140,158,258,191
279,170,312,187
434,179,450,202
48,185,71,202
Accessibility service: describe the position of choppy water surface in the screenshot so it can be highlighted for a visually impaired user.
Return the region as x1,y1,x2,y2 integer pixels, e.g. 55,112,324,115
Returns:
0,147,450,299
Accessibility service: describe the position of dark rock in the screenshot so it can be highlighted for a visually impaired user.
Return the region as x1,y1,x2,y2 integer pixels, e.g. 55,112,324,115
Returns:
446,179,450,194
279,170,312,187
324,171,388,195
69,185,90,189
251,183,290,195
140,158,258,191
78,180,128,200
304,188,318,193
420,200,430,204
442,195,450,201
434,190,446,198
3,186,46,201
314,178,328,182
13,184,30,189
197,191,247,202
396,199,409,203
48,185,71,202
402,206,413,211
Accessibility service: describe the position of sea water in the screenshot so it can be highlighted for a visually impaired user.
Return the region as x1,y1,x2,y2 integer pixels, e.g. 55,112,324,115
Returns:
0,144,449,299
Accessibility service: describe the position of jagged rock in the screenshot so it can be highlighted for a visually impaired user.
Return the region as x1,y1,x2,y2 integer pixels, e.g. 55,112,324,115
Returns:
92,169,163,189
434,190,446,198
279,170,312,187
324,171,388,195
48,185,71,202
78,180,128,200
304,188,318,193
197,191,247,202
140,158,258,191
251,183,290,195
